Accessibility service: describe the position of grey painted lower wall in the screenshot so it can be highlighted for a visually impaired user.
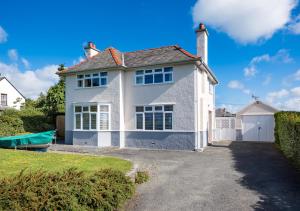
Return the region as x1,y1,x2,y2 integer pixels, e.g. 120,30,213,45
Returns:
65,130,73,145
111,131,120,147
236,129,242,141
125,131,195,150
73,131,98,146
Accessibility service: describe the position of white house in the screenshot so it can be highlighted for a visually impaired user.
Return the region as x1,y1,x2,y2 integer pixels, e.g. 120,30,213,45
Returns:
58,23,218,150
215,101,278,142
0,77,25,110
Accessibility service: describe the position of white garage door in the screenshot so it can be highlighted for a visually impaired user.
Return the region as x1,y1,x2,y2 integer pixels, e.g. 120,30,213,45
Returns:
242,115,275,142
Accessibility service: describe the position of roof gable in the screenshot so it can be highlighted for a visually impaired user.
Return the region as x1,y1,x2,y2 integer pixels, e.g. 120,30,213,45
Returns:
237,101,278,116
0,77,25,99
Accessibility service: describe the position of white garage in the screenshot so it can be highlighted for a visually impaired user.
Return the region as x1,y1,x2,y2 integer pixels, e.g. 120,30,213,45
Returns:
236,101,278,142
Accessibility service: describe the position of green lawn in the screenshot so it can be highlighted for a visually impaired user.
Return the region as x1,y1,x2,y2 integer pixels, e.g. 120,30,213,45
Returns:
0,149,132,178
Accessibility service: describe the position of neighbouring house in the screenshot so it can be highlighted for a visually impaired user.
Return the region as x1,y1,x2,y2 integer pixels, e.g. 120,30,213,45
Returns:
215,108,236,117
0,76,25,110
58,23,218,150
215,101,278,142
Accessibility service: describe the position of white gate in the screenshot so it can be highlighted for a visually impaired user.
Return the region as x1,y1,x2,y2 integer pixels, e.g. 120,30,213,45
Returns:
215,117,236,141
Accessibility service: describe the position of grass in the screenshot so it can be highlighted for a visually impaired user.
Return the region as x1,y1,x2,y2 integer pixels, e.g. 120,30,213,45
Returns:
0,149,132,178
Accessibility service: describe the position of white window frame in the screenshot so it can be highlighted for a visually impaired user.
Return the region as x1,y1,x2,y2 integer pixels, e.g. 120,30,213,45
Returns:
0,93,7,106
135,105,173,131
73,103,111,131
134,67,173,86
77,72,108,88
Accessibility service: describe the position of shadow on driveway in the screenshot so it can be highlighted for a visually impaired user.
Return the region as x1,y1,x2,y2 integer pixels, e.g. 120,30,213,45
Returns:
214,141,300,211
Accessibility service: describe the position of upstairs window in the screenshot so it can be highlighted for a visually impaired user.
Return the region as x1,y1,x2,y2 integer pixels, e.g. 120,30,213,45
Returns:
77,72,108,88
135,67,173,85
1,94,7,106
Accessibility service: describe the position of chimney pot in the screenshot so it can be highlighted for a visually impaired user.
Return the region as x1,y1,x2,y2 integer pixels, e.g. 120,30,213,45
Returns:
84,41,99,58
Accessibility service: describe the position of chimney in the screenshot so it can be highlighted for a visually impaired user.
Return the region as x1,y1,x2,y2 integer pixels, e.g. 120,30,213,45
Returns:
195,23,208,64
84,41,99,58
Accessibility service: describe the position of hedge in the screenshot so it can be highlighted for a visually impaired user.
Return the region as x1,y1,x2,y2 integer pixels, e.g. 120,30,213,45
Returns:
274,111,300,169
0,108,54,137
0,168,135,211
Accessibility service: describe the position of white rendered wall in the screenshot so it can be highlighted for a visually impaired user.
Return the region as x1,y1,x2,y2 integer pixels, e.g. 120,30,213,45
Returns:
0,78,25,110
124,64,196,132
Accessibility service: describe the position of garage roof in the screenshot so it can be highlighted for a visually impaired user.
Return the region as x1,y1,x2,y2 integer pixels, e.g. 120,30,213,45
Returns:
237,101,278,116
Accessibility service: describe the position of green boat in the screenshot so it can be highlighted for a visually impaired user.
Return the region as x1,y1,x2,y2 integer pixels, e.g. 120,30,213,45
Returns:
0,131,55,149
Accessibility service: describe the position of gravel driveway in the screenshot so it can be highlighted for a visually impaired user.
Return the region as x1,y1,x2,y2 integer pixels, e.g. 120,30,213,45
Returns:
51,141,300,210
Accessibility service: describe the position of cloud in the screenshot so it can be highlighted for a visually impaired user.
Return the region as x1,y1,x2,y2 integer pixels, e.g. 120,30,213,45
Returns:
228,80,252,95
244,66,257,77
0,26,8,43
8,49,18,61
283,69,300,85
288,14,300,34
0,61,59,99
21,57,30,69
192,0,297,43
228,80,244,89
73,56,85,65
244,49,293,79
263,74,272,86
266,89,289,103
265,88,300,111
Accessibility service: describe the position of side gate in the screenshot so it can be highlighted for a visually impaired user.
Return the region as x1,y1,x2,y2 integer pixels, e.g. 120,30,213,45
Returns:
215,117,236,141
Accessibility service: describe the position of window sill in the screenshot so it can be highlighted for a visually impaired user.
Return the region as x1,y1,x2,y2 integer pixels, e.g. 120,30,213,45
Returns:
75,86,108,90
134,81,174,87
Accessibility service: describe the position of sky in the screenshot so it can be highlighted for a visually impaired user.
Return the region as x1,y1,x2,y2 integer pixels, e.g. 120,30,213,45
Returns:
0,0,300,111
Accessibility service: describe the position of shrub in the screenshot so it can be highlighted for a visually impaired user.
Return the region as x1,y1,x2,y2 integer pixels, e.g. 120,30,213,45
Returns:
0,108,54,137
0,168,135,211
135,171,149,184
274,111,300,169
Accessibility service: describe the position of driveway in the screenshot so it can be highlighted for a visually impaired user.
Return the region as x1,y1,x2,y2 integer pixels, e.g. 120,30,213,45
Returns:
51,142,300,210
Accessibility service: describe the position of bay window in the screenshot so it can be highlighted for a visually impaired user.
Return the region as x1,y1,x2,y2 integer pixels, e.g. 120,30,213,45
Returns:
74,104,110,131
135,105,173,130
135,67,173,85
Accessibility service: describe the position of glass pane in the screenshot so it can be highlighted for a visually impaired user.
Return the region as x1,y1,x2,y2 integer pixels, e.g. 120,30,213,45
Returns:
154,113,163,130
84,79,92,87
164,73,173,82
154,73,163,83
91,113,97,129
101,78,107,86
164,67,173,72
83,106,89,112
145,106,152,111
145,113,153,130
136,113,143,129
75,106,82,112
164,105,173,111
145,70,152,73
136,76,143,84
100,72,107,76
82,113,89,130
136,70,144,75
77,75,84,79
85,74,91,77
155,106,162,111
145,74,153,84
75,114,81,129
90,105,97,112
155,69,162,72
93,73,99,77
136,106,144,112
100,105,109,112
92,78,99,87
100,113,109,130
165,113,172,129
77,80,83,87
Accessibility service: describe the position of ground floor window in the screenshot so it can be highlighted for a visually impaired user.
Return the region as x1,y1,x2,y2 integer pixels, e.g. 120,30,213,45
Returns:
135,105,173,130
74,104,110,131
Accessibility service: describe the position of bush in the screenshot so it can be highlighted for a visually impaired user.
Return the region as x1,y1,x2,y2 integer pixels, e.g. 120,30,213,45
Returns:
135,171,149,184
274,111,300,169
0,108,54,137
0,168,135,211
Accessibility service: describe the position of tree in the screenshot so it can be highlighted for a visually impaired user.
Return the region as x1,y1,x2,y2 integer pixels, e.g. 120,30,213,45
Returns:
44,79,65,115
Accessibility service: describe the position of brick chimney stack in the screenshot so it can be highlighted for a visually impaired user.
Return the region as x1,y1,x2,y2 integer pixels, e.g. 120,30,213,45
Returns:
84,41,99,58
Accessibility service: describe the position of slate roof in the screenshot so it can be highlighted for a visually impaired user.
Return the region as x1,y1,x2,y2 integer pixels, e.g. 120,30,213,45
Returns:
0,77,4,81
60,45,199,74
